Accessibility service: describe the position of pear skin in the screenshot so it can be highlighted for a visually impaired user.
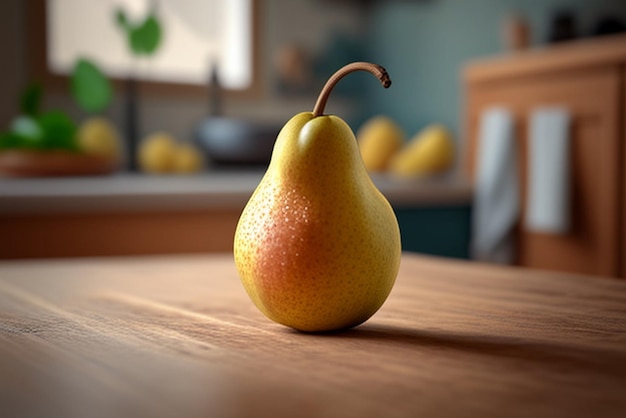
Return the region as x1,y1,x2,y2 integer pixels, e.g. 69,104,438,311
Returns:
234,111,401,332
357,116,405,172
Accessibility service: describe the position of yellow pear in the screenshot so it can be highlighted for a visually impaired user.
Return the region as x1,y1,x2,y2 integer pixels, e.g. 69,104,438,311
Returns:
173,143,204,174
234,63,401,332
357,115,404,172
389,125,455,178
138,132,177,174
77,117,122,160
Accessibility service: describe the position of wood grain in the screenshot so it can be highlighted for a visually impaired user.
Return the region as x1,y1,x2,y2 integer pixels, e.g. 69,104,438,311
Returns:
1,254,625,418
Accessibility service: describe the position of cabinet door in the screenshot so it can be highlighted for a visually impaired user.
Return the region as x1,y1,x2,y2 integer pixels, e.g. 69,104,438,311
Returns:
466,67,621,276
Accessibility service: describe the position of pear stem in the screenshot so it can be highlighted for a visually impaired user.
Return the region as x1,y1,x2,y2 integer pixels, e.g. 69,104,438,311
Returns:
312,62,391,117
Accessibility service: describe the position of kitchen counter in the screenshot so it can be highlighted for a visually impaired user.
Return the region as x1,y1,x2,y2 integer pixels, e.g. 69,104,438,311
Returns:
1,253,625,418
0,173,473,259
0,171,473,215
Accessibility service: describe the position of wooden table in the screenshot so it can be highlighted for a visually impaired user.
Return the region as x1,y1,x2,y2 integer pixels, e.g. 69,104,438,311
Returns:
1,254,625,418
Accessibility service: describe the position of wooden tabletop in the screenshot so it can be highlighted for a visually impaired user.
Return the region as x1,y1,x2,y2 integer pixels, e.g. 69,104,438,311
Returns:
1,253,625,418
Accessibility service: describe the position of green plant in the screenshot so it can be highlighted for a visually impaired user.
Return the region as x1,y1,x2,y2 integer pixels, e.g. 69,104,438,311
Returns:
71,58,112,113
115,4,163,57
0,83,78,151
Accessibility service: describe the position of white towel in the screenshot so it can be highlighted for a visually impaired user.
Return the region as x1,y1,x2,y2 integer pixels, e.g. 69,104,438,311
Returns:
471,107,520,264
525,108,571,234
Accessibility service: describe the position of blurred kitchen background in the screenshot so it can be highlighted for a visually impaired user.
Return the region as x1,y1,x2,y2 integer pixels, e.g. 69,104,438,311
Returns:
2,0,626,278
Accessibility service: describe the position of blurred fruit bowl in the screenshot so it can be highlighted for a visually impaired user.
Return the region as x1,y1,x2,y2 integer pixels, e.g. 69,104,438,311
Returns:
0,150,120,177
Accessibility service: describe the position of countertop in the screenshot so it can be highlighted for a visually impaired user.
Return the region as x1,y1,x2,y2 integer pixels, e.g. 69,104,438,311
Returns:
0,171,473,215
1,253,625,418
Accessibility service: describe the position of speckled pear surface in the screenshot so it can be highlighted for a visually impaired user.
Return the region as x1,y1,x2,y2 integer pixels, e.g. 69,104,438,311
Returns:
234,111,401,332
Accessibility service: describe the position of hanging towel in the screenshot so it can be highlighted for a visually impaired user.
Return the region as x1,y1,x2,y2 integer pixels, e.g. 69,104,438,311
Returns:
471,107,520,264
525,107,571,234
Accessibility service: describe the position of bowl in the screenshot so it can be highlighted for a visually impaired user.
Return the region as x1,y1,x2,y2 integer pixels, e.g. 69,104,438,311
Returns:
0,150,120,177
194,117,281,166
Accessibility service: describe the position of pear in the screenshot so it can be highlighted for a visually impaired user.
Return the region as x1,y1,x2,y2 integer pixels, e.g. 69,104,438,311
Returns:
357,115,405,172
173,143,204,174
139,133,205,174
138,132,177,174
234,62,401,332
389,124,455,178
77,117,122,161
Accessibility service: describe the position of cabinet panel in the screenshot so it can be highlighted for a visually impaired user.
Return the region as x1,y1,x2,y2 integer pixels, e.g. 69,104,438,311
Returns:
466,67,621,276
0,210,241,259
623,67,626,278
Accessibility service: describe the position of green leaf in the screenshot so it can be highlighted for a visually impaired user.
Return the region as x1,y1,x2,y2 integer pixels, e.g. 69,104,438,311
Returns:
20,83,43,116
36,111,78,151
130,15,162,56
115,9,129,31
71,58,112,113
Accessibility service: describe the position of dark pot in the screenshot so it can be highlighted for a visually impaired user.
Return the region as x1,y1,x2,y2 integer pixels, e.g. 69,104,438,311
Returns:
194,117,280,166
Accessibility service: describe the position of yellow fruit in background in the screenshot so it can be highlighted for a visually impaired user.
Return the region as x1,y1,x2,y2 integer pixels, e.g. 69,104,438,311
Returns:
357,116,405,172
389,125,455,178
138,132,177,174
77,117,122,160
173,143,204,173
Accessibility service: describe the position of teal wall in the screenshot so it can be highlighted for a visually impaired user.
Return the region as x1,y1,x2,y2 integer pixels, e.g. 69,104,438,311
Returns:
362,0,626,139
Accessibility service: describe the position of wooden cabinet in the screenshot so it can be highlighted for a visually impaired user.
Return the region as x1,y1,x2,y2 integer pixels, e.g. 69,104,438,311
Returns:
623,67,626,278
464,34,626,277
0,174,473,259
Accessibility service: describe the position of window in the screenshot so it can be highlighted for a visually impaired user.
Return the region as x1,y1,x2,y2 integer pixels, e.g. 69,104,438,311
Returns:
29,0,260,96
